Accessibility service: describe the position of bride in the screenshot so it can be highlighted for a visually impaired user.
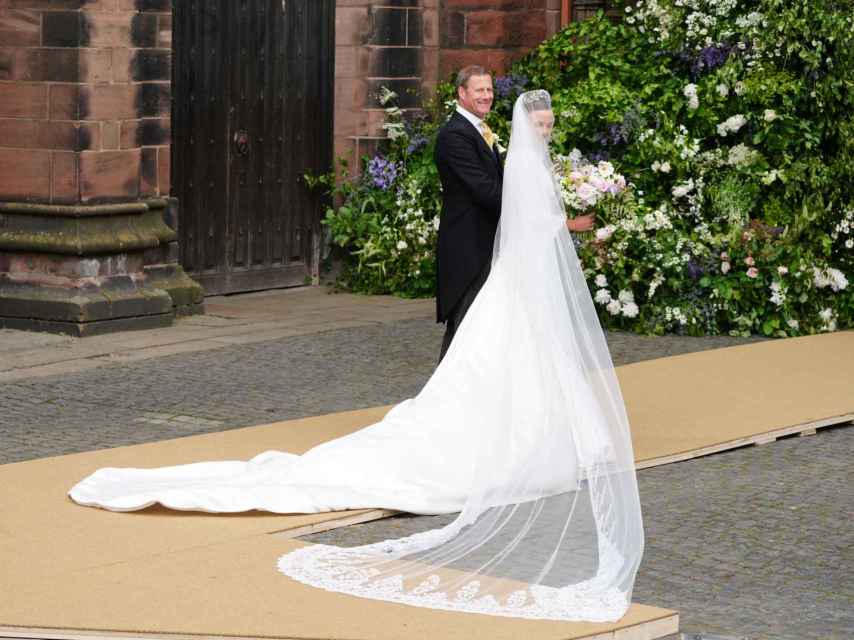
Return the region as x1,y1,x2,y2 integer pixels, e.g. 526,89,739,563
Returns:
69,90,644,623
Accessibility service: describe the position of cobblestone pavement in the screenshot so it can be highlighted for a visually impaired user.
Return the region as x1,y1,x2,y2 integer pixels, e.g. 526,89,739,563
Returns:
2,318,850,640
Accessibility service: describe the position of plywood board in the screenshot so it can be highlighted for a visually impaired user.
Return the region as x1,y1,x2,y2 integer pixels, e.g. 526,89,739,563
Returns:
619,331,854,466
0,536,677,640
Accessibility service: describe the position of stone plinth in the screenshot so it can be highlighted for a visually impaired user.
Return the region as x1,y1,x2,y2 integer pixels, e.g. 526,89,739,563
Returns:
0,2,202,336
0,199,202,336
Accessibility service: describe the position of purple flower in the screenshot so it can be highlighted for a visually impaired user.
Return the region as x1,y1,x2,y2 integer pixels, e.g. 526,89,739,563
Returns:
494,74,529,98
691,45,731,76
367,155,400,190
686,259,705,280
406,134,428,154
595,123,629,148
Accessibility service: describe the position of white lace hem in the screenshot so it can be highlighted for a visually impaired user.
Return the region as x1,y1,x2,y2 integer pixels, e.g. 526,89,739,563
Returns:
277,543,630,623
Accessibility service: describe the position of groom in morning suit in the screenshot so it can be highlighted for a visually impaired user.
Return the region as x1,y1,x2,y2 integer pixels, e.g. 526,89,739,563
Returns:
434,65,504,361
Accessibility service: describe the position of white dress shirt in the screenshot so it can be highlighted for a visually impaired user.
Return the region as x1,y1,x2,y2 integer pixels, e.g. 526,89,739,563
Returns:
456,103,485,135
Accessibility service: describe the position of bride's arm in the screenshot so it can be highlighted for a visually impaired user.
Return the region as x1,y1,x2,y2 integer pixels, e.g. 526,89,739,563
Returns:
567,215,595,232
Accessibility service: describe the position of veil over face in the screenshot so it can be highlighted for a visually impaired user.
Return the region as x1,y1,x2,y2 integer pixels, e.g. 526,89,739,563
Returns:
277,90,645,622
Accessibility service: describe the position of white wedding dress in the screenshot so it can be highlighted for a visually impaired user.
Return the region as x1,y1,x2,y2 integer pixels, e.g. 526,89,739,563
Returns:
69,91,644,623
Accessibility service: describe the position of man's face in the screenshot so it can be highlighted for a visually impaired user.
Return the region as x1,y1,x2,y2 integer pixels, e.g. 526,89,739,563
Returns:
458,74,494,119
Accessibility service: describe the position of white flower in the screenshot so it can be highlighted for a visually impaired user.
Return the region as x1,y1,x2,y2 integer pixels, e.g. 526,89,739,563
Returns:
819,308,837,332
787,319,800,330
769,281,786,306
763,109,778,122
846,239,854,249
595,225,616,242
606,299,622,315
595,274,608,288
672,179,695,199
727,143,758,167
734,82,747,96
813,267,848,292
717,114,747,137
378,86,398,106
777,266,788,275
716,83,729,97
597,161,615,178
618,289,635,304
659,161,671,173
721,261,731,274
761,169,780,185
595,288,612,305
396,240,408,250
622,301,640,318
683,84,699,110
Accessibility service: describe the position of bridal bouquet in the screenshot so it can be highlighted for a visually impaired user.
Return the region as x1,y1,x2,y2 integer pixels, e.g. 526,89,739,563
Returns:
554,149,628,216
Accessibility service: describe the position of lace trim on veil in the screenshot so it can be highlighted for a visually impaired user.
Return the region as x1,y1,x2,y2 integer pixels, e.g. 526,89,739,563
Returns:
278,535,629,622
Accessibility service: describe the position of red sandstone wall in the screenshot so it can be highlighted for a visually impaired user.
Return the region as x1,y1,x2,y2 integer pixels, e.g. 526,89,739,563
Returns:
0,1,171,205
0,2,562,201
439,0,562,78
334,0,439,171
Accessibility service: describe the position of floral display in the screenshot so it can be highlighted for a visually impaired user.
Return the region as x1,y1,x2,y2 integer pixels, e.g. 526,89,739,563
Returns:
318,0,852,337
554,149,627,213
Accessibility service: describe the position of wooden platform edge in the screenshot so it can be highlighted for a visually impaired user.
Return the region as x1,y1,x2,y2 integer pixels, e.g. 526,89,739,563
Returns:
269,508,399,539
0,611,679,640
636,413,854,471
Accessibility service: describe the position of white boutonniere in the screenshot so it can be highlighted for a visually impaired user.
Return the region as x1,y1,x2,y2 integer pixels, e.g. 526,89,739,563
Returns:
493,132,507,155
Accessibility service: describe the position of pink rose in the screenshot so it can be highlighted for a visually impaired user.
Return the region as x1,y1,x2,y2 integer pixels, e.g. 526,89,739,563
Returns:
746,267,759,278
720,251,729,260
577,182,599,204
589,176,609,192
744,256,755,266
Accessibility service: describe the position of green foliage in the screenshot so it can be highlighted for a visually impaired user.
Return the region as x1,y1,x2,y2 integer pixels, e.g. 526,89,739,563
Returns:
322,1,853,336
315,88,448,297
491,2,853,336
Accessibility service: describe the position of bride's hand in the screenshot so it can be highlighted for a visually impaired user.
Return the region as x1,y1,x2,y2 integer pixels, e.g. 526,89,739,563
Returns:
566,214,595,233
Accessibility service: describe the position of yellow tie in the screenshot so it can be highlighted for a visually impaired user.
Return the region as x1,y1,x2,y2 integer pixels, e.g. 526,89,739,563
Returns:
481,122,495,148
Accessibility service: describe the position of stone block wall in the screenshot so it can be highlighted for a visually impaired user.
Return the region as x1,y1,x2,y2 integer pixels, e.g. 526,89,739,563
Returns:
0,0,172,205
334,0,439,172
439,0,562,79
0,1,200,336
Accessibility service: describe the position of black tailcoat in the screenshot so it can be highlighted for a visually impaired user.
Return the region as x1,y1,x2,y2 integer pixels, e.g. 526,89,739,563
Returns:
433,111,504,322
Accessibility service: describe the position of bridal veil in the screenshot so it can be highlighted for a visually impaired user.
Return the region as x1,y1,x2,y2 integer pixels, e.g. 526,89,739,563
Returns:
276,91,644,622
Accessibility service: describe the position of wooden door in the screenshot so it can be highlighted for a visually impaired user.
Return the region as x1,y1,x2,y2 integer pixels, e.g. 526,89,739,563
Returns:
172,0,334,295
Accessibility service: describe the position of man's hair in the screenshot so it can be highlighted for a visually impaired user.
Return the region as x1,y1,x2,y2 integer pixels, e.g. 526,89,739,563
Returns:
456,65,490,90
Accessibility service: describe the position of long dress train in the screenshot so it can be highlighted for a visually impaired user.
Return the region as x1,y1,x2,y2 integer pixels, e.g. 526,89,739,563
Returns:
69,90,644,623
